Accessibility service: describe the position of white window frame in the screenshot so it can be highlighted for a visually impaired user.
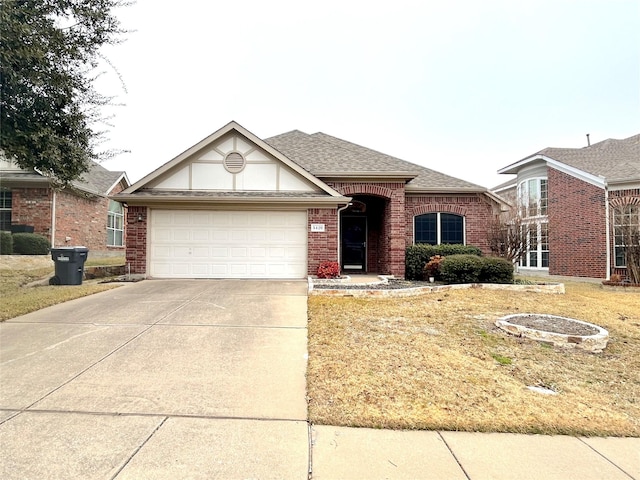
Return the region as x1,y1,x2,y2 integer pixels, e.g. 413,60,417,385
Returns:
518,177,548,219
519,220,549,269
107,200,124,247
613,205,639,268
0,190,12,231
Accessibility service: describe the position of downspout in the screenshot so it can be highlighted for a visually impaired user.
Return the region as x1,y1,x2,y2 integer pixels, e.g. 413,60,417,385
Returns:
50,189,56,248
604,185,611,280
336,203,352,269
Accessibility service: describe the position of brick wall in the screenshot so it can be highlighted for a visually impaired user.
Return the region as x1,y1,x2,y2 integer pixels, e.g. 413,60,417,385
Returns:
11,187,53,237
548,167,607,277
125,206,147,274
307,208,339,276
10,185,126,257
53,190,112,253
405,194,495,255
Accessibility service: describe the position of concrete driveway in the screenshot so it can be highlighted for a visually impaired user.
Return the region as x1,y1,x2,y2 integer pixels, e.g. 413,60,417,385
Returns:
0,279,310,479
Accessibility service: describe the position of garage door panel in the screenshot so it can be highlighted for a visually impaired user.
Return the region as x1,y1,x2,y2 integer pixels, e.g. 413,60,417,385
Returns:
192,264,209,275
211,264,229,275
230,264,248,275
192,247,209,258
231,247,247,258
192,230,209,242
212,231,229,241
269,247,285,258
173,230,191,242
286,247,306,259
211,247,228,258
150,210,307,279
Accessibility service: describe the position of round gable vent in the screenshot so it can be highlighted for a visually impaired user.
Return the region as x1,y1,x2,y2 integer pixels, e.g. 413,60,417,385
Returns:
224,152,246,173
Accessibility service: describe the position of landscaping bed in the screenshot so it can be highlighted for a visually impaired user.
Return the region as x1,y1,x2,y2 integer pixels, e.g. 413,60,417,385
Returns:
310,278,565,296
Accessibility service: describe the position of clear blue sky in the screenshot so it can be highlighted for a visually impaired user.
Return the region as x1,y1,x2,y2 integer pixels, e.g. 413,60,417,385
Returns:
98,0,640,189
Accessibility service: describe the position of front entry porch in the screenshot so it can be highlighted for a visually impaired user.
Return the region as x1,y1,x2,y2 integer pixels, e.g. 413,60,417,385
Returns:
339,195,403,276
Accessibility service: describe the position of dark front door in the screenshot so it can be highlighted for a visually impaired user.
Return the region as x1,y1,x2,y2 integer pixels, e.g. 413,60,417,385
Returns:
341,215,367,271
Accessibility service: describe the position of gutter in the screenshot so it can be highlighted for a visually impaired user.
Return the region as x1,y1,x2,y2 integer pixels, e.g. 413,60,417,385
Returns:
51,190,56,248
605,186,611,280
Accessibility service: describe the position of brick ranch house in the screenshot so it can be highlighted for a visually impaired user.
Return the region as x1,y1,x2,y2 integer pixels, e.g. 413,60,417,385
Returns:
113,121,506,279
494,133,640,279
0,157,130,257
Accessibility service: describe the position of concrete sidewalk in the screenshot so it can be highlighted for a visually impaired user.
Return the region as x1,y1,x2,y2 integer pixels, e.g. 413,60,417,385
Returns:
311,426,639,479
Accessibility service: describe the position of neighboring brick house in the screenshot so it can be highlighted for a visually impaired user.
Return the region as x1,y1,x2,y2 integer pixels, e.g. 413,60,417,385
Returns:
495,133,640,279
113,121,506,279
0,157,130,257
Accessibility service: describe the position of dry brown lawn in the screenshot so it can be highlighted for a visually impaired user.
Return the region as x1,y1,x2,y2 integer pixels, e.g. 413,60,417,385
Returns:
307,280,640,436
0,255,121,321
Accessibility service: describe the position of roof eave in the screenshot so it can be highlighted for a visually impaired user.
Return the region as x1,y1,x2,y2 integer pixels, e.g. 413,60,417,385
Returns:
111,193,352,206
0,174,50,187
497,154,546,175
607,178,640,191
498,154,607,189
405,186,486,193
315,171,420,181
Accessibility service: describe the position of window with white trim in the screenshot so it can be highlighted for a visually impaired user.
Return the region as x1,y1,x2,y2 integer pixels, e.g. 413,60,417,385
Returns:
414,213,465,245
107,200,124,246
520,221,549,268
614,205,639,268
518,178,547,218
0,190,12,231
517,177,549,269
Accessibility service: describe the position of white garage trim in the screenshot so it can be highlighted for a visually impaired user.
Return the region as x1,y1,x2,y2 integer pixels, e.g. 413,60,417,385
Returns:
149,210,307,279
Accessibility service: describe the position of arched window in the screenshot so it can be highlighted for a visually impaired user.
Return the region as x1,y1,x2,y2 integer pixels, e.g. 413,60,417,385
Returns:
414,213,464,245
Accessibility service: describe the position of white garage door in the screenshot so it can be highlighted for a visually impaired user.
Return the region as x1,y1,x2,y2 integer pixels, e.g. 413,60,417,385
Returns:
149,210,307,278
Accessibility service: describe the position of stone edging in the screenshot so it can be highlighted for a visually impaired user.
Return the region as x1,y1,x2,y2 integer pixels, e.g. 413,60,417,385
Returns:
495,313,608,353
308,278,565,297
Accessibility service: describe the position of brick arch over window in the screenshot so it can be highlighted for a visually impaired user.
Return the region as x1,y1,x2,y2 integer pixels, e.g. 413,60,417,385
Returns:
610,196,640,208
411,204,468,217
339,184,393,199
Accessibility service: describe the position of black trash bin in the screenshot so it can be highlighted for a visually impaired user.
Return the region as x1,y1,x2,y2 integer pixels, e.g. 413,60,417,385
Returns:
50,247,89,285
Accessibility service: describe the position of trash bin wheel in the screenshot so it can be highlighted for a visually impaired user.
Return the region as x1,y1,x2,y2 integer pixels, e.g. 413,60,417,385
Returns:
49,276,61,285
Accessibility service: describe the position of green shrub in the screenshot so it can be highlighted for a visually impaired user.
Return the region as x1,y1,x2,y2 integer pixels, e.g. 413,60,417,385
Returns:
405,244,483,280
480,256,514,284
1,231,13,255
440,255,514,284
440,254,484,283
12,233,50,255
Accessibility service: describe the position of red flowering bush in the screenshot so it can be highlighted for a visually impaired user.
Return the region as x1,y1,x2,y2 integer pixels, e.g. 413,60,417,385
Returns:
317,261,340,279
423,255,444,280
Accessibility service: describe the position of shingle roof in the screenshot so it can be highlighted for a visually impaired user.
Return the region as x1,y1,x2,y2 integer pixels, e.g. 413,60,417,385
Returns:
73,160,126,196
0,158,126,196
265,130,486,191
537,134,639,183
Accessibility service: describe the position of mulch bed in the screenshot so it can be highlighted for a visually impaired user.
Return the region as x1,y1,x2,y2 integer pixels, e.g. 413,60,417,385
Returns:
313,279,434,290
506,314,600,336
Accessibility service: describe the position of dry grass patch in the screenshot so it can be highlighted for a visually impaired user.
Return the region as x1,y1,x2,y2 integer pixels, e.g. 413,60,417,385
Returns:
0,255,120,321
307,281,640,436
